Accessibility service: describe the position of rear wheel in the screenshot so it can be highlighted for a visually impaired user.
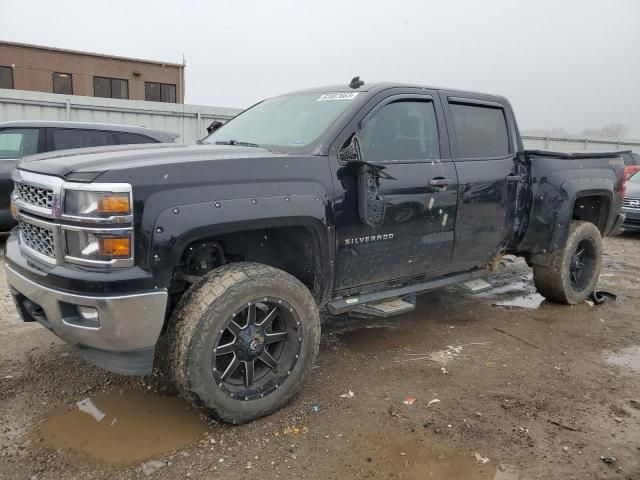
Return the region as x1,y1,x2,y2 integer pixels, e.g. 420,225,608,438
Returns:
532,221,602,304
166,262,320,424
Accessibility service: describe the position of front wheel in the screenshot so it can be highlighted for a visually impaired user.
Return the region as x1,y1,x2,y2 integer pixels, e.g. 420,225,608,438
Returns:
166,262,320,424
532,220,603,304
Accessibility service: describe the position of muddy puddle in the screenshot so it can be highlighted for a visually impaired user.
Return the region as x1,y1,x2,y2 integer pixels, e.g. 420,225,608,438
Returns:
362,430,517,480
606,346,640,372
35,390,208,466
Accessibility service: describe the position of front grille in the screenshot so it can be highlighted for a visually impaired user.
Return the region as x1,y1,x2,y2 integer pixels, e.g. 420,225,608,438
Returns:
19,220,55,258
15,182,54,209
623,197,640,209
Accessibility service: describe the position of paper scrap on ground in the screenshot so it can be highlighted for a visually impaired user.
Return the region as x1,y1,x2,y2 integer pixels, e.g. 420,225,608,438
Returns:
427,399,441,408
474,453,490,464
340,390,355,398
76,398,106,422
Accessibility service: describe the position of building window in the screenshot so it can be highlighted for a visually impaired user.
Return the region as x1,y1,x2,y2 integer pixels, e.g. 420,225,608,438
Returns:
93,76,129,99
145,82,177,103
52,72,73,94
0,66,14,89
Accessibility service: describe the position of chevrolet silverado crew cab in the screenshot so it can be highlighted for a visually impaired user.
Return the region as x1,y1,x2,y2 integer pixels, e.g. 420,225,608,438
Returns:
4,80,625,424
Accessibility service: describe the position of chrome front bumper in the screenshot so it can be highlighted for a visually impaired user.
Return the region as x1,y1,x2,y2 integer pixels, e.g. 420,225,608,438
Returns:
6,265,167,374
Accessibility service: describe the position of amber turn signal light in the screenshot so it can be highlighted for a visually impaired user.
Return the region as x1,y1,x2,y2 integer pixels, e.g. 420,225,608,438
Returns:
98,194,130,214
98,237,131,257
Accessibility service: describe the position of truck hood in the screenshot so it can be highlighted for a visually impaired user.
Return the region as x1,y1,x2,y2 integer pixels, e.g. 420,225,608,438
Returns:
17,143,278,178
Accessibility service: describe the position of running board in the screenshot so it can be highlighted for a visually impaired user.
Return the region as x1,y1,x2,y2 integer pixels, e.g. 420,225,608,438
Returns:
350,298,416,318
327,270,486,315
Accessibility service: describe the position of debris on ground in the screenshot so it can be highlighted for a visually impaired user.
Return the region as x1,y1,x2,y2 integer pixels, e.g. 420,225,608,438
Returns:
402,396,417,405
590,290,617,305
76,398,105,422
427,399,440,408
474,453,490,464
311,403,320,413
600,456,617,465
387,406,407,418
340,390,355,398
273,426,309,437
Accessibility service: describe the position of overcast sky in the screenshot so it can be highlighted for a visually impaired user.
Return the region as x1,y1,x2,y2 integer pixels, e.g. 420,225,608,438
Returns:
1,0,639,137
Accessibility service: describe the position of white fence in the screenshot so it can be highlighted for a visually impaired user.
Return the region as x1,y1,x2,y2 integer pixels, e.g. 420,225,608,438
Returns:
1,89,639,153
522,135,639,154
0,89,241,144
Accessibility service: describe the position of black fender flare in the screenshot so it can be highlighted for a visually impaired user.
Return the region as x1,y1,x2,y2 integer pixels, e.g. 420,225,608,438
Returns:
148,194,334,303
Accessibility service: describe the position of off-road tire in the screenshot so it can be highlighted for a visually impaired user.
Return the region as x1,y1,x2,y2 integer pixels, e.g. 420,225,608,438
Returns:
532,221,603,304
166,262,320,424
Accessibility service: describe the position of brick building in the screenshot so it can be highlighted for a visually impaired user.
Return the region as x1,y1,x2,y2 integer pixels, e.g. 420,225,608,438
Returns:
0,41,184,103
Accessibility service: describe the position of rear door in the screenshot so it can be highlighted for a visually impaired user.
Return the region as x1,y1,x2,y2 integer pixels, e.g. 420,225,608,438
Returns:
440,93,521,268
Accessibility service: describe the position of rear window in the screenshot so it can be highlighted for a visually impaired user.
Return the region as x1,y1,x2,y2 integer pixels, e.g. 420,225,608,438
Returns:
114,132,158,145
449,102,510,158
52,129,112,150
0,128,40,159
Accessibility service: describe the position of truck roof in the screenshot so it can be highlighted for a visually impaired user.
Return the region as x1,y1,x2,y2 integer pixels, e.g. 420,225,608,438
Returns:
287,81,508,103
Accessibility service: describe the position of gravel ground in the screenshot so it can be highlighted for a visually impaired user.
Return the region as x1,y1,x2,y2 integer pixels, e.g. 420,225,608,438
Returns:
1,233,639,480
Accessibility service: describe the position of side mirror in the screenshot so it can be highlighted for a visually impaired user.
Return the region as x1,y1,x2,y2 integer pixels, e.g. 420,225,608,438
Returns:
338,134,387,227
207,121,224,134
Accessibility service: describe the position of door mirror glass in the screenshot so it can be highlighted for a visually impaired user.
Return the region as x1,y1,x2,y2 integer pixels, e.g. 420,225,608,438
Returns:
207,121,224,135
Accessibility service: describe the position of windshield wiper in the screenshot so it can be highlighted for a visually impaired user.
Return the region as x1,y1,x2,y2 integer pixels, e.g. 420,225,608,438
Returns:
214,140,260,148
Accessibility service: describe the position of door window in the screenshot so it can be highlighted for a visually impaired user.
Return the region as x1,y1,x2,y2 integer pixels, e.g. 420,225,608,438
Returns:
52,129,112,150
114,132,158,144
0,128,40,159
449,102,510,158
360,100,440,162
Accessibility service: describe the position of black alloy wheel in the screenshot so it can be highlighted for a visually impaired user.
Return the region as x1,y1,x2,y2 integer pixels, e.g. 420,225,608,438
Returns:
212,298,301,401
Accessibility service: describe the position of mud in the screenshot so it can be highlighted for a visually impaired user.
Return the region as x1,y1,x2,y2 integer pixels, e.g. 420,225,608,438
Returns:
36,391,207,466
607,346,640,372
1,233,640,480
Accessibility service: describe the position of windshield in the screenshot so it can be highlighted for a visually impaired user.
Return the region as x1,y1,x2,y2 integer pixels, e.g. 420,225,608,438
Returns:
202,92,360,148
630,170,640,184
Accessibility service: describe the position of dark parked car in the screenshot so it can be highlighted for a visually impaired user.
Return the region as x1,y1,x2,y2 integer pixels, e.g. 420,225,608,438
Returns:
4,81,625,424
0,121,178,230
621,151,640,182
622,170,640,231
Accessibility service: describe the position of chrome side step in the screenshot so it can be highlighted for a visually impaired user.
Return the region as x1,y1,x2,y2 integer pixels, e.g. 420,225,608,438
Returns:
327,269,486,315
350,297,416,318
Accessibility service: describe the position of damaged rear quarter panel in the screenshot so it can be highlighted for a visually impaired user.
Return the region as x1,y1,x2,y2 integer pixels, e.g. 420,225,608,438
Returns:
517,153,622,256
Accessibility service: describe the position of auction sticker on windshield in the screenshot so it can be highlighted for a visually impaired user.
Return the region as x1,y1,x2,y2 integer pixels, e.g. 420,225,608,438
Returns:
316,92,360,101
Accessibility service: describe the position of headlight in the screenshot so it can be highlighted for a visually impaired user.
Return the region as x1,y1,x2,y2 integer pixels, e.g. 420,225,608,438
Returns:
61,183,134,267
64,229,132,266
64,190,131,218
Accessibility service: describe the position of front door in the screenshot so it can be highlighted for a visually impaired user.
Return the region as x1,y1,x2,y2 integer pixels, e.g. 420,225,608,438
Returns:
331,91,459,291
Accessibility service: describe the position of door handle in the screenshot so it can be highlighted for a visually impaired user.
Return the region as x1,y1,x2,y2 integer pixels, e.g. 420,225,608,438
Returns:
505,175,523,182
428,178,455,187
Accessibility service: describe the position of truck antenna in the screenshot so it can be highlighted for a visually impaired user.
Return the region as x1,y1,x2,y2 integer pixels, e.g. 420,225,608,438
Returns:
349,76,364,89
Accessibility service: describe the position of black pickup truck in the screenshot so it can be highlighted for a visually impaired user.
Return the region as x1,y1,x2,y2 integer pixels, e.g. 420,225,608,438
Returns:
4,80,625,423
